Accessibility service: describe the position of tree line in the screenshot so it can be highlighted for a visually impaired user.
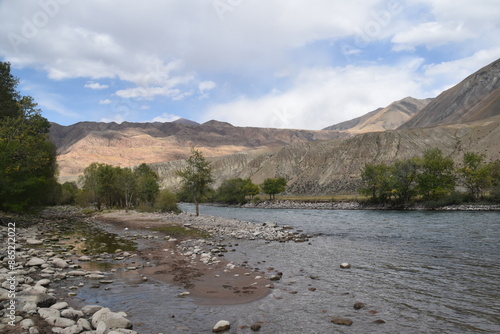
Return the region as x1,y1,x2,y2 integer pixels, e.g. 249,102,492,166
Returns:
359,148,500,207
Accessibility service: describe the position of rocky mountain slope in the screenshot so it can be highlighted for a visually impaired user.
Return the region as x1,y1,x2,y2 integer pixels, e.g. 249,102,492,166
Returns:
154,117,500,194
323,97,432,133
50,120,345,181
400,58,500,129
153,58,500,194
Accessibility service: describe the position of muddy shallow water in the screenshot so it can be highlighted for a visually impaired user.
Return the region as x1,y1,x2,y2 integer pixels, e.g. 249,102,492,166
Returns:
68,206,499,333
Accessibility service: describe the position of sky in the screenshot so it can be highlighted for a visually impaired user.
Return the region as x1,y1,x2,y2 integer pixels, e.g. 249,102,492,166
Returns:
0,0,499,130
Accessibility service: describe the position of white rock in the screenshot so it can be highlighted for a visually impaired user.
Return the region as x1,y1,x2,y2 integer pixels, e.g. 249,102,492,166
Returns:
79,256,92,262
36,279,51,286
20,318,35,329
26,239,44,245
81,305,102,316
61,308,84,319
45,316,76,328
212,320,231,332
38,307,60,319
52,258,69,268
340,263,351,269
77,318,93,331
51,302,69,310
91,307,132,330
27,257,46,266
67,270,86,276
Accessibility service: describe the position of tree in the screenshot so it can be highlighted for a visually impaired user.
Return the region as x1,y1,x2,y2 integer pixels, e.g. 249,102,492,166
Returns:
391,158,420,206
134,163,160,206
0,62,58,211
359,163,392,203
79,162,104,210
417,148,455,200
155,189,180,213
216,178,260,204
261,177,287,200
177,148,213,216
458,152,492,200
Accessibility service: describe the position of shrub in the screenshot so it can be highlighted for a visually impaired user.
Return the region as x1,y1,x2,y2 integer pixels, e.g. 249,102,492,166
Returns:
155,189,180,213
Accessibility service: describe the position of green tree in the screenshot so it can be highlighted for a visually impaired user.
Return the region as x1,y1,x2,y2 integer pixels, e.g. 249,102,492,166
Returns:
458,152,492,200
0,62,58,211
417,148,455,200
155,189,180,213
391,158,420,206
134,163,160,206
216,178,260,204
359,163,392,203
117,167,136,208
261,177,287,200
79,162,104,210
59,181,79,205
177,148,213,216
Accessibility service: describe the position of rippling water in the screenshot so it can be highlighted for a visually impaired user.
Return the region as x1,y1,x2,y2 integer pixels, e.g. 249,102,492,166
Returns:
76,206,500,333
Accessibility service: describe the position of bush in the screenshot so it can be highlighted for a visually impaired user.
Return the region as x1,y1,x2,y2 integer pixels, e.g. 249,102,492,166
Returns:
155,189,181,213
135,204,156,213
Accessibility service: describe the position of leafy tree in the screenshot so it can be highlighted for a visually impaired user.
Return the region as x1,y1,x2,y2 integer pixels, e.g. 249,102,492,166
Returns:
59,181,79,205
79,162,104,210
177,148,213,216
391,158,420,206
134,163,160,206
417,148,455,200
0,62,58,211
261,177,287,200
117,167,136,208
155,189,180,213
458,152,492,200
359,163,392,203
216,178,260,204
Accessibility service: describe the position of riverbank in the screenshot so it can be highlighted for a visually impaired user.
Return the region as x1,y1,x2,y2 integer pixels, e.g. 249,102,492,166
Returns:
239,200,500,211
1,207,302,333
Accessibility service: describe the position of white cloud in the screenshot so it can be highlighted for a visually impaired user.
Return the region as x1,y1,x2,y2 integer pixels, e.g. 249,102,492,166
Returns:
99,99,112,105
85,81,109,90
151,113,180,123
203,61,427,129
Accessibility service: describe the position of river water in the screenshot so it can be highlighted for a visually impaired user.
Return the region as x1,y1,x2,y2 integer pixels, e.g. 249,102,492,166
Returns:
77,206,500,333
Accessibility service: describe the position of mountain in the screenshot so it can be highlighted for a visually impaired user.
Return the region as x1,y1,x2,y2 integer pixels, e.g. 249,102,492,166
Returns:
153,58,500,194
50,120,346,181
155,117,500,194
323,97,432,133
400,58,500,129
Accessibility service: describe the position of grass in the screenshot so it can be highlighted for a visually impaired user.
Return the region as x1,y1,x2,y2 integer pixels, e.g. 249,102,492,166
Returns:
152,225,211,239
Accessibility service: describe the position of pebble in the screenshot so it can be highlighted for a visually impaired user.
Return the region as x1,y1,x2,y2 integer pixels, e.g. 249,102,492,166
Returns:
212,320,231,332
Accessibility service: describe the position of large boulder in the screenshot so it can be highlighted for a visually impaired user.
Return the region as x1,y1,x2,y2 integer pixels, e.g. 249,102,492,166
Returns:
91,308,132,330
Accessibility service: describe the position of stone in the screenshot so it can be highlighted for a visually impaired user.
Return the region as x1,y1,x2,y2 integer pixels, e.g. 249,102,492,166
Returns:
26,239,44,245
27,257,46,266
52,258,69,268
212,320,230,332
96,321,108,334
77,318,93,331
51,302,69,310
35,293,57,308
61,308,84,319
250,322,262,331
36,279,51,286
45,316,76,328
373,319,386,324
79,256,92,261
91,307,132,330
81,305,103,316
340,263,351,269
20,318,35,329
67,270,86,276
38,307,60,319
354,302,366,310
60,324,82,334
331,316,353,326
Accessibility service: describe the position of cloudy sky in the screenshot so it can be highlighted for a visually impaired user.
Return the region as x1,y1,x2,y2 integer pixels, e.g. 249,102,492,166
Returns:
1,0,499,129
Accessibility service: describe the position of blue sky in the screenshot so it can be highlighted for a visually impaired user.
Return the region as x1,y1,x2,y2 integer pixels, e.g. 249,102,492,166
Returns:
1,0,499,129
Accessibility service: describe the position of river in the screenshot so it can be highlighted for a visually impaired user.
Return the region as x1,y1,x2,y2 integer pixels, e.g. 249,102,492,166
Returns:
77,205,500,333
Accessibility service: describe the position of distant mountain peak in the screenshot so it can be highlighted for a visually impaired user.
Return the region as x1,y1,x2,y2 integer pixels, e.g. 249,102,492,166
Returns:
173,118,200,126
323,96,432,133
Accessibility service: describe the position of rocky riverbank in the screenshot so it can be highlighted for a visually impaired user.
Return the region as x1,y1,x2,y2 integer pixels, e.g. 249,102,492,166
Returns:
0,208,139,334
1,206,307,333
241,200,500,211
